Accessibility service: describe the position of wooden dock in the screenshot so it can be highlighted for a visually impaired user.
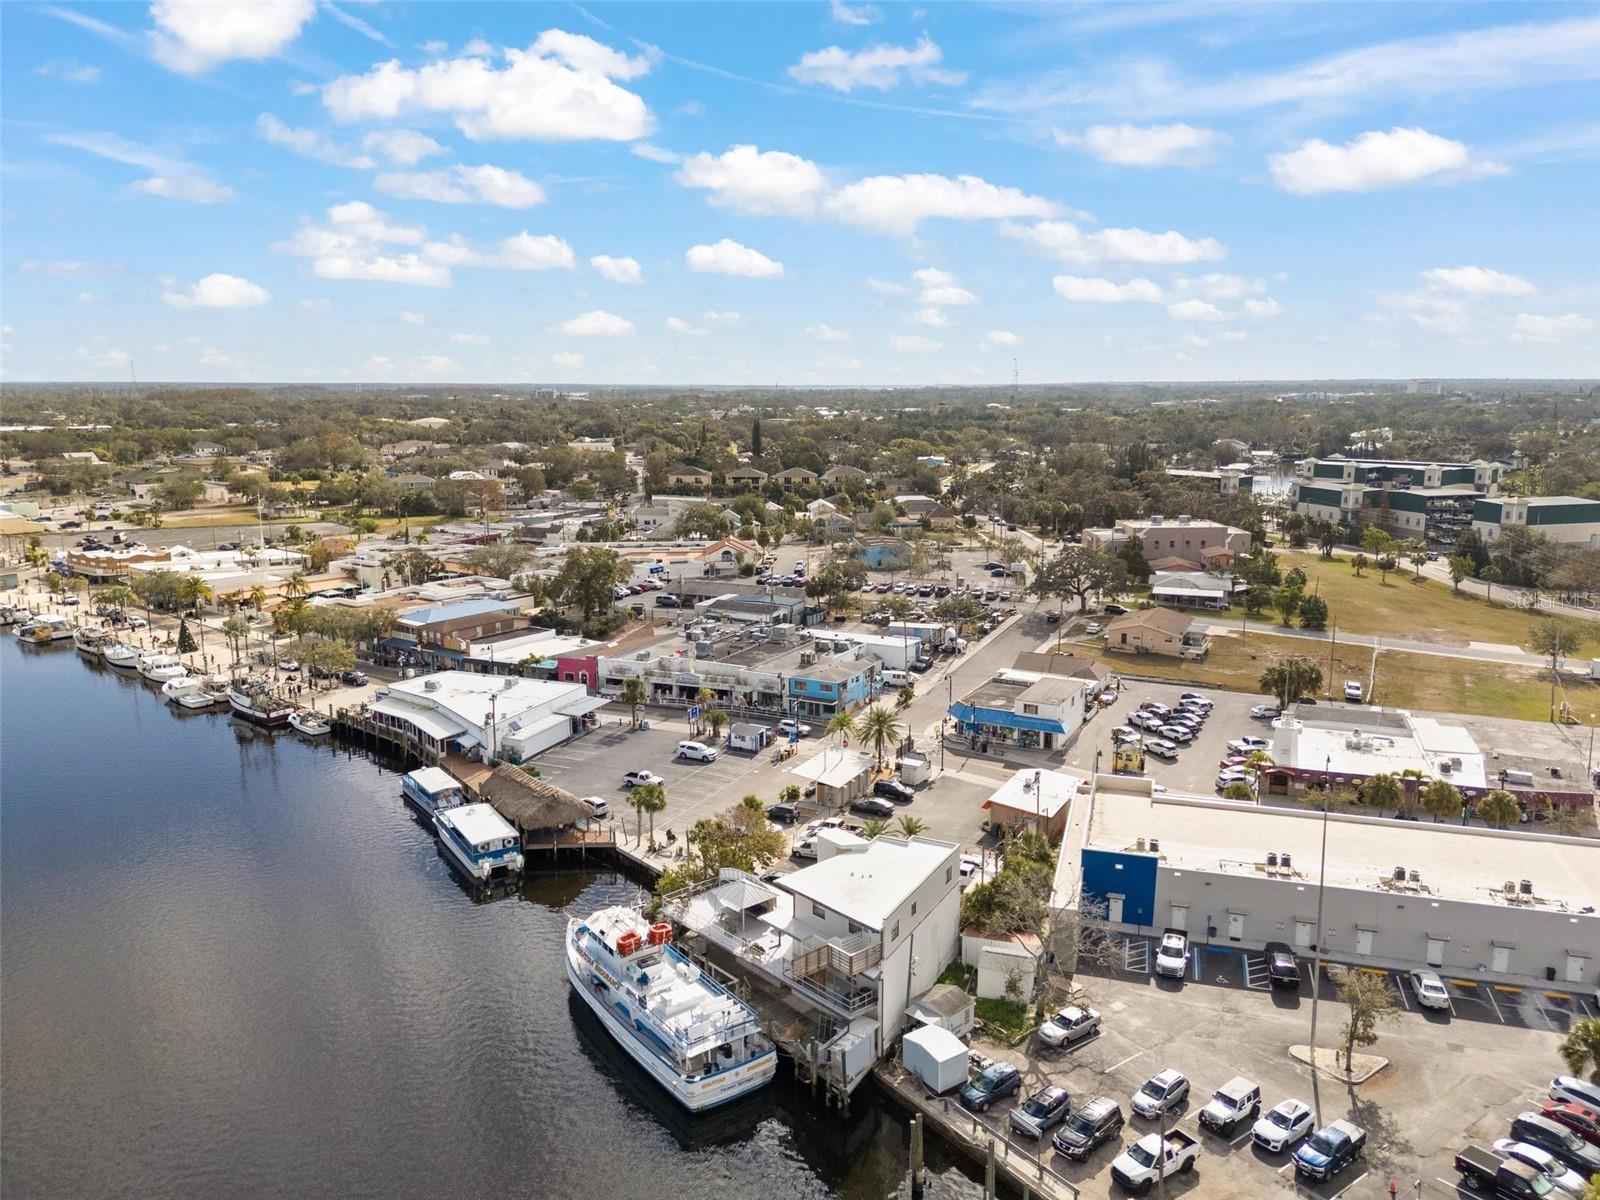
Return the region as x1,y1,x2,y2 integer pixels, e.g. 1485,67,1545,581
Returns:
873,1059,1081,1199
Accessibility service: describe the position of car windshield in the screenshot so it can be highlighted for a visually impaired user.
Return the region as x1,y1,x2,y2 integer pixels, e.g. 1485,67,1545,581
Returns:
1268,1109,1294,1129
1022,1094,1057,1116
1527,1175,1555,1197
1307,1132,1337,1155
1139,1080,1166,1099
1127,1144,1157,1168
1049,1011,1073,1027
1064,1112,1098,1136
1214,1094,1241,1111
976,1068,1009,1091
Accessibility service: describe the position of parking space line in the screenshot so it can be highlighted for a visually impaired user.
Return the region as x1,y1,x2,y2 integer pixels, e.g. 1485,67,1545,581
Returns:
1326,1168,1368,1199
1106,1050,1145,1072
1395,977,1410,1010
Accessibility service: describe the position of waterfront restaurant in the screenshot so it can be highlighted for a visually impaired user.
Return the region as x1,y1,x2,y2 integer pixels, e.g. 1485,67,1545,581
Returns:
363,671,608,764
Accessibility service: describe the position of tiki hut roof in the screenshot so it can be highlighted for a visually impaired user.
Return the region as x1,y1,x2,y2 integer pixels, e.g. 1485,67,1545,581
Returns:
478,764,589,832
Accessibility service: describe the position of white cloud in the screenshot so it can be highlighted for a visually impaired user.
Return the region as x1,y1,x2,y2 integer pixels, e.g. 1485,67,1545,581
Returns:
685,239,784,278
806,324,850,342
890,334,940,353
1423,265,1535,297
631,142,681,164
703,310,741,324
36,60,101,84
491,232,576,271
1177,273,1265,301
130,175,235,203
789,35,965,93
1219,330,1248,342
830,0,882,26
982,330,1020,347
551,351,585,369
825,173,1059,236
161,272,271,309
665,316,708,336
1180,334,1211,348
78,345,132,371
554,310,634,336
415,354,458,375
1167,299,1228,322
256,113,375,168
361,129,446,165
1060,123,1218,166
676,144,827,216
1002,220,1224,264
863,278,911,295
148,0,314,73
463,38,495,58
298,298,330,313
911,267,955,288
590,254,643,284
19,260,119,277
376,163,546,207
1243,298,1283,318
1510,313,1596,343
50,130,236,204
449,332,490,345
912,308,952,327
197,346,237,368
1052,275,1163,303
321,30,654,143
920,286,979,306
399,310,426,325
1269,127,1501,194
323,1,392,49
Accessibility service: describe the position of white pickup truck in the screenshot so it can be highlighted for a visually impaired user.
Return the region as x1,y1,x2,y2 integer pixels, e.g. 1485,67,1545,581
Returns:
1110,1130,1200,1194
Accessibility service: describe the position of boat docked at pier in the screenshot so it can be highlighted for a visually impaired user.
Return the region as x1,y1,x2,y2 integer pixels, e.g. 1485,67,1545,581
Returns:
228,677,293,728
73,627,112,655
433,803,523,883
162,675,221,708
103,641,140,669
19,615,74,644
288,708,331,736
401,766,466,817
138,652,188,683
566,905,777,1112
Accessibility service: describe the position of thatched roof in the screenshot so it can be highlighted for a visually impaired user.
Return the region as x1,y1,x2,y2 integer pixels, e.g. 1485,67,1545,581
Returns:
478,764,589,831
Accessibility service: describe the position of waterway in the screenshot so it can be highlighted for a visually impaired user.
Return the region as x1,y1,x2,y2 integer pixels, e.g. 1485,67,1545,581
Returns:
0,639,988,1199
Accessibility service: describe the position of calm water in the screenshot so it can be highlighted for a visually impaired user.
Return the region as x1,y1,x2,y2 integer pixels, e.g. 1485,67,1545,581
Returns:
0,639,988,1200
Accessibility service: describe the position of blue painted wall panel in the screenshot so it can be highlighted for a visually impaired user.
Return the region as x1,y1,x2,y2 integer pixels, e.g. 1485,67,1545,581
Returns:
1080,849,1158,928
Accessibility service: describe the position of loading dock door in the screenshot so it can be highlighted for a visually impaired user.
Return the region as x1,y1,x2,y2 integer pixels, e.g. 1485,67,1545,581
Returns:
1491,944,1511,974
1294,920,1313,948
1355,928,1374,957
1226,912,1244,941
1170,904,1188,933
1425,937,1446,967
1566,953,1588,984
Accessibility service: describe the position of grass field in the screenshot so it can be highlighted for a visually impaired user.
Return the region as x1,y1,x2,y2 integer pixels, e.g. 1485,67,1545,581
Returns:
1266,550,1598,654
1095,631,1600,723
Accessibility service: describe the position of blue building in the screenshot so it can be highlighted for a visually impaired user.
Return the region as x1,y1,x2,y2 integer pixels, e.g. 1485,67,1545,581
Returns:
787,660,874,719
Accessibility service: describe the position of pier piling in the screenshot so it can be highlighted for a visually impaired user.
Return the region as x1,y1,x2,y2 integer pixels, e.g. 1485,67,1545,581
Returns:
984,1139,996,1200
909,1113,925,1198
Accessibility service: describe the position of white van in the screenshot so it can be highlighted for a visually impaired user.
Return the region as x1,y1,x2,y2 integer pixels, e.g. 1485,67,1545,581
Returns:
579,796,610,820
881,668,912,688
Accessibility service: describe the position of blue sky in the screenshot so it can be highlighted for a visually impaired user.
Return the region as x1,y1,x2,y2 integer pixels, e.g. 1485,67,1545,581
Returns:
3,0,1597,384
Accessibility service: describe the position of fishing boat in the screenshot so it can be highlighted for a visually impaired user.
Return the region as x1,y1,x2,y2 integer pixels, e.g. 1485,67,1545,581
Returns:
433,804,524,883
401,766,467,817
566,906,778,1112
137,652,188,683
20,615,74,644
103,641,140,669
0,605,20,626
161,676,217,708
288,708,332,736
227,676,293,728
73,627,112,656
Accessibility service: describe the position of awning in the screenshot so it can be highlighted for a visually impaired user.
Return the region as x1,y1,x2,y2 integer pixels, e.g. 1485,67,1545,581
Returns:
713,878,777,913
949,701,1066,735
378,636,417,651
555,694,610,718
367,696,466,741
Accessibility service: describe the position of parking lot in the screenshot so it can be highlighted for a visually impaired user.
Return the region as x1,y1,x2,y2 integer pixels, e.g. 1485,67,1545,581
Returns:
944,944,1572,1199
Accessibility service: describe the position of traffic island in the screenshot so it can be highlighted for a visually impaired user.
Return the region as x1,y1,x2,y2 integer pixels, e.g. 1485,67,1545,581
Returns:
1289,1044,1388,1084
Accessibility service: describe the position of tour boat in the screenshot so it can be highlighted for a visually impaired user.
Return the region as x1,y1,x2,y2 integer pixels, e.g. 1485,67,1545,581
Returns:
0,605,18,626
401,766,467,817
566,905,778,1112
138,652,188,683
162,676,217,708
20,616,74,644
433,803,524,883
288,708,331,737
228,677,294,728
103,641,140,669
73,627,112,655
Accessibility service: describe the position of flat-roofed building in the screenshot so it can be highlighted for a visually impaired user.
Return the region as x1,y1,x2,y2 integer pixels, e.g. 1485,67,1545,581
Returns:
1474,495,1600,548
366,671,606,763
982,767,1083,841
951,671,1093,753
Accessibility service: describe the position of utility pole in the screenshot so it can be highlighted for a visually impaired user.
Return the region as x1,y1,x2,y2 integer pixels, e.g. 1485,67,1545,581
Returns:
1327,622,1336,699
1307,755,1332,1127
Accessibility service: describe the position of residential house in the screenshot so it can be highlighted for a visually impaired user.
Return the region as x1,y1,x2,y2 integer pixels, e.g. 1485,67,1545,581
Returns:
726,465,769,490
1104,607,1210,658
390,472,437,491
191,442,225,457
822,465,868,488
667,464,713,489
776,466,818,490
60,450,103,465
1149,570,1232,609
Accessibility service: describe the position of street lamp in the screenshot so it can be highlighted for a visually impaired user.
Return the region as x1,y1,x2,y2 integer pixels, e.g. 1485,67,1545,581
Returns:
1307,753,1333,1125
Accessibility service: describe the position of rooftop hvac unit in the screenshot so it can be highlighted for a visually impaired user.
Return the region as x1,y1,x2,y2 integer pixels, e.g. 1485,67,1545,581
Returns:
1279,852,1292,870
1267,852,1279,868
1504,881,1516,895
502,677,517,690
1136,837,1146,852
424,679,440,691
1520,879,1533,895
1148,837,1161,854
1439,761,1452,774
1408,869,1420,883
1393,866,1406,881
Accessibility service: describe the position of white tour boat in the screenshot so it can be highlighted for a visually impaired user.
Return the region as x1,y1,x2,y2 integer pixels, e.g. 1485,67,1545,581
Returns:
73,627,112,655
138,652,188,683
161,676,217,708
433,804,524,883
400,766,466,817
566,905,778,1111
288,708,332,736
103,641,140,669
228,677,293,728
20,615,75,644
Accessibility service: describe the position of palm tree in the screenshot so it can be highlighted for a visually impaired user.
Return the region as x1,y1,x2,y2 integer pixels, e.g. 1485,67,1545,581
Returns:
895,684,915,712
1480,562,1502,603
706,708,729,743
620,677,646,729
248,584,269,611
1363,772,1402,815
1420,778,1461,823
694,686,714,734
825,709,857,748
1476,788,1521,829
1558,1017,1600,1085
222,614,249,665
860,705,902,767
895,815,928,837
629,782,667,845
284,571,308,599
860,817,890,840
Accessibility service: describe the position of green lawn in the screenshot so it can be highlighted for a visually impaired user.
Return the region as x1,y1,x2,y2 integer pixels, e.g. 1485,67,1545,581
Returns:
974,996,1033,1044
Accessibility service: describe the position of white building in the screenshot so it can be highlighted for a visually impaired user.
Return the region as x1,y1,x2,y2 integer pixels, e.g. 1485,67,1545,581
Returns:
366,671,607,763
1065,777,1600,991
664,834,963,1097
1265,707,1486,793
1473,495,1600,548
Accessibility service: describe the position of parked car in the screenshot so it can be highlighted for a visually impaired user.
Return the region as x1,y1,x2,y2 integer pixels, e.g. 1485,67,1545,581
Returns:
1146,739,1180,761
578,796,611,820
623,770,663,788
873,777,915,804
340,669,368,686
676,740,719,762
959,1062,1022,1112
1229,736,1271,754
655,593,681,608
1131,1069,1190,1119
1453,1146,1551,1198
767,803,799,824
1511,1112,1600,1176
1140,701,1172,718
1158,724,1195,743
1344,680,1365,702
1253,1099,1315,1152
1111,1130,1200,1193
1010,1086,1072,1139
849,796,896,819
1294,1120,1366,1182
1104,603,1129,615
1198,1077,1261,1135
1216,769,1254,790
1491,1139,1591,1197
1111,726,1141,745
1154,930,1189,979
1052,1096,1124,1161
1037,1004,1100,1048
777,718,812,739
278,659,301,673
1084,621,1104,635
792,836,819,860
1409,969,1451,1011
1540,1103,1600,1148
1264,942,1302,988
1550,1077,1600,1112
1250,704,1281,719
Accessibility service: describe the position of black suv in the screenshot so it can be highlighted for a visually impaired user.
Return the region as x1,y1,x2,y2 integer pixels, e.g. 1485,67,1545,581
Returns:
1264,942,1301,988
766,803,799,824
340,669,369,686
1104,602,1129,615
873,778,915,804
1052,1096,1124,1161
